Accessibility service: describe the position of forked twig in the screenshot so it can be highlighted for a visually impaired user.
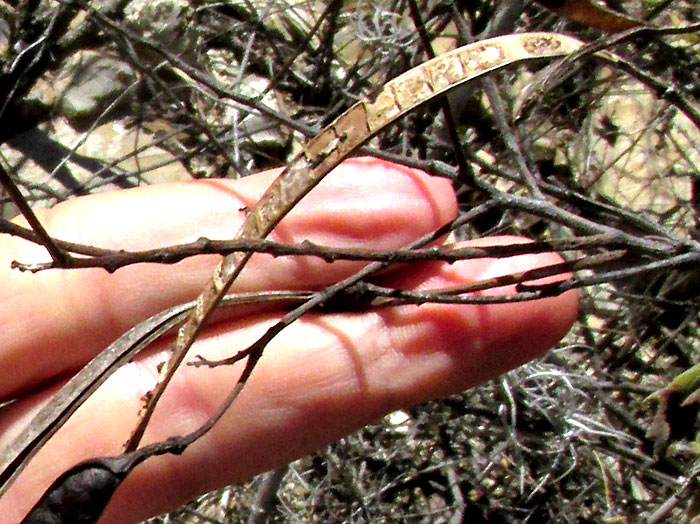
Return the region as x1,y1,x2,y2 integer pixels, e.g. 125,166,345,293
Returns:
0,162,68,264
123,32,589,453
11,32,591,523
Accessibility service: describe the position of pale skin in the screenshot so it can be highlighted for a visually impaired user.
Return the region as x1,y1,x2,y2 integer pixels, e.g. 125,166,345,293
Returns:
0,157,578,524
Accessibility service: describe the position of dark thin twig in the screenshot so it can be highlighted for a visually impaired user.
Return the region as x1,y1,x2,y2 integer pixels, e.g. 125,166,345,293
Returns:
521,251,700,296
0,162,68,264
0,289,311,498
539,22,700,131
248,467,288,524
407,0,478,190
10,232,632,273
75,0,317,137
192,204,577,370
491,188,687,255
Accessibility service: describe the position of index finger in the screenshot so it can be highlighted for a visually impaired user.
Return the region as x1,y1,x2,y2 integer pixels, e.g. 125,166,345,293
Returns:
0,158,458,398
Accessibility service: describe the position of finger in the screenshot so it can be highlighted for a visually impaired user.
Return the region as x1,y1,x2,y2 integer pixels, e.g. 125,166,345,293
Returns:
0,158,457,398
0,241,578,523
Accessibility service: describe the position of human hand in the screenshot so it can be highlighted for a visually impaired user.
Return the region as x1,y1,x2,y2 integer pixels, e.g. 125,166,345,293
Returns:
0,158,578,523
